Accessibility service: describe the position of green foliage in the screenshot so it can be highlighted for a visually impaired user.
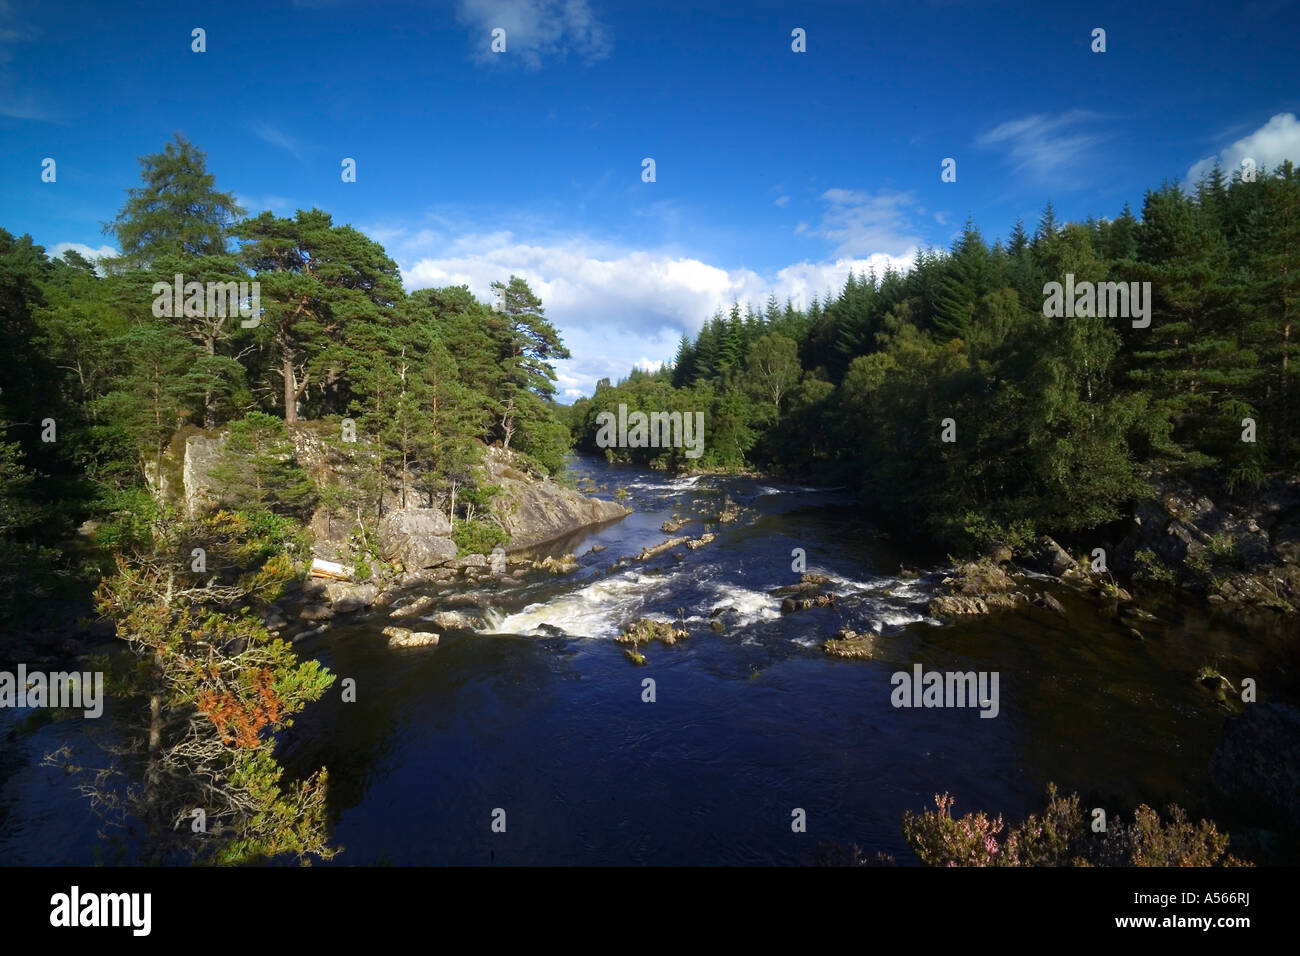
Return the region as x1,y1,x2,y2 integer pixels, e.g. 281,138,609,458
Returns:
1132,547,1179,587
49,512,336,865
451,518,508,556
209,412,317,517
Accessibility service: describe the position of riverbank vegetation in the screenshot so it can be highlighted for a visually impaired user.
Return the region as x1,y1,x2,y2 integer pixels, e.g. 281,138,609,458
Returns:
569,163,1299,557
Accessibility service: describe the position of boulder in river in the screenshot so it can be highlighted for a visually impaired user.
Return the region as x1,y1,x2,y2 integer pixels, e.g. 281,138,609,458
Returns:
771,573,834,597
382,626,440,648
616,618,688,646
780,593,835,614
823,629,876,659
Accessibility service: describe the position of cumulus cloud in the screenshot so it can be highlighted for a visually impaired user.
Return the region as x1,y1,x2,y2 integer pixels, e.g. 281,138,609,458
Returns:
456,0,612,69
976,110,1108,186
50,242,118,265
1187,113,1300,183
383,227,915,398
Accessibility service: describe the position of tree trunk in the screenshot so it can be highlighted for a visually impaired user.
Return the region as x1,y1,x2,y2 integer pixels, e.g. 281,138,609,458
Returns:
283,349,298,426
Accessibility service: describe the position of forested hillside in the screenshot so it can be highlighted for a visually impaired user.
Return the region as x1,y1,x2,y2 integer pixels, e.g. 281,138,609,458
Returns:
569,164,1300,552
1,134,573,625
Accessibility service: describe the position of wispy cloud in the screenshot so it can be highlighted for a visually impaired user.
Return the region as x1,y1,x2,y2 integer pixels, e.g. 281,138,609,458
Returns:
976,110,1108,187
0,0,58,121
251,122,306,159
773,195,791,207
1188,112,1300,182
813,188,923,258
456,0,613,70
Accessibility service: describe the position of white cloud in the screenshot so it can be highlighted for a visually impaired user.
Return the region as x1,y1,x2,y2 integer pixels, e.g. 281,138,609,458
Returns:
251,122,305,159
976,110,1107,186
1188,113,1300,183
456,0,612,69
773,195,791,207
385,228,915,397
50,242,117,264
813,188,923,258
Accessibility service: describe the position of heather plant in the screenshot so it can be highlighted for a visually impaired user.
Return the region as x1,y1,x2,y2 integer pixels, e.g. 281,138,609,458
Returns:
903,784,1250,866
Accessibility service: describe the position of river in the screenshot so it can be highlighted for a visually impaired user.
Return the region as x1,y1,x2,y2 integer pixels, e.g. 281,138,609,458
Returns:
1,455,1292,864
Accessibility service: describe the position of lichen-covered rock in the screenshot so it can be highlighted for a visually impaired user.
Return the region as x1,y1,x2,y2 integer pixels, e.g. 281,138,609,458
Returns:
534,553,578,574
636,536,690,561
325,581,379,613
685,533,715,550
661,515,688,533
378,509,457,570
616,618,688,646
382,626,440,647
823,629,875,659
482,445,631,551
427,610,481,631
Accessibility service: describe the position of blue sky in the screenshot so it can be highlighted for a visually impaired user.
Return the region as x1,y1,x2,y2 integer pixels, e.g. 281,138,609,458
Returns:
4,0,1299,399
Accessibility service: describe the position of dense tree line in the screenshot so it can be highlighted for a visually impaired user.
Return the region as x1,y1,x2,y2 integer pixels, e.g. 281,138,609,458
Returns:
0,135,572,602
570,162,1299,552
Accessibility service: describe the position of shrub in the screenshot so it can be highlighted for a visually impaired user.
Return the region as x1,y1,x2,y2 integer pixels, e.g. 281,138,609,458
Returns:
902,784,1250,866
451,518,508,556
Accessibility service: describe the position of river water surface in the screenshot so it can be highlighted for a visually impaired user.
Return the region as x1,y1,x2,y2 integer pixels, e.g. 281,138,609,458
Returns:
1,455,1292,864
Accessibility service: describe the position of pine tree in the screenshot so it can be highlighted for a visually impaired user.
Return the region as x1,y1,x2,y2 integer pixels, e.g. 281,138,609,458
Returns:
105,134,245,270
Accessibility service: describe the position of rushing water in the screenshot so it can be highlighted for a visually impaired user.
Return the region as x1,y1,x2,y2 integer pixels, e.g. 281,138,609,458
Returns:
2,455,1294,865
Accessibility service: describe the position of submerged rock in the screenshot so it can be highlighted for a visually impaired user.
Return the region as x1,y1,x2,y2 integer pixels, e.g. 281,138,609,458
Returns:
389,594,437,618
636,536,690,561
1032,592,1067,616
